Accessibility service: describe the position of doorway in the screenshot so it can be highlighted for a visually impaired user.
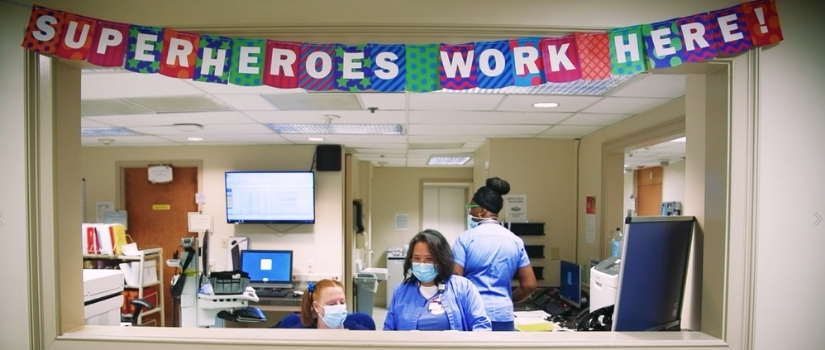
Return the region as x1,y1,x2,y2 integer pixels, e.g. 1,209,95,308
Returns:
635,166,663,216
123,166,199,327
422,183,471,245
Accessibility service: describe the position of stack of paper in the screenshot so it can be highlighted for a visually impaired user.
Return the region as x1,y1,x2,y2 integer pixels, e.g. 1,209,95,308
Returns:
513,310,554,332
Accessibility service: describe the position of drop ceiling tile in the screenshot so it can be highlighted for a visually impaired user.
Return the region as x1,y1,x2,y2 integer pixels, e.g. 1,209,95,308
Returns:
81,118,115,127
409,124,549,135
410,111,569,125
213,94,278,111
186,80,307,95
581,97,672,114
534,134,585,139
160,134,291,144
353,148,408,154
496,95,602,112
82,99,155,116
610,74,686,98
408,149,470,155
245,110,406,124
263,93,362,110
540,125,603,135
560,113,633,126
409,135,491,143
81,135,179,146
81,72,203,99
276,134,407,143
359,93,406,110
409,93,503,111
86,111,257,127
127,95,231,113
347,143,408,149
127,123,273,135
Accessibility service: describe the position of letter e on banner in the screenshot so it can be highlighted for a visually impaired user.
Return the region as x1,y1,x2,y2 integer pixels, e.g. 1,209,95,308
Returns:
87,20,129,67
642,20,685,70
742,0,783,46
21,5,65,54
160,29,200,79
710,5,753,56
264,40,301,89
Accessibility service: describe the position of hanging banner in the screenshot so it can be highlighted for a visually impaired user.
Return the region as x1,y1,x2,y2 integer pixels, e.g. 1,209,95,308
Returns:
20,0,783,92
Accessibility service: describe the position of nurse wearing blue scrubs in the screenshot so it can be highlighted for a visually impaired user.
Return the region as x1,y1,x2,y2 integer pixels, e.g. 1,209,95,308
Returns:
453,177,537,331
383,229,491,331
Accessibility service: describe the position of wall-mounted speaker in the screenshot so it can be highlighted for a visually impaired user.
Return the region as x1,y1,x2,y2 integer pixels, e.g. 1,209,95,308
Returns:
316,145,342,171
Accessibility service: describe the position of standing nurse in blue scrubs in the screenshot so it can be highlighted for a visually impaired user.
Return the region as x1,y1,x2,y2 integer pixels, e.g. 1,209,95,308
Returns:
383,229,491,331
453,177,537,331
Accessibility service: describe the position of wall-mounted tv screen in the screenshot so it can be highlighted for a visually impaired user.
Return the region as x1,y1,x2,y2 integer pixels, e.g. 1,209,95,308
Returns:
225,171,315,224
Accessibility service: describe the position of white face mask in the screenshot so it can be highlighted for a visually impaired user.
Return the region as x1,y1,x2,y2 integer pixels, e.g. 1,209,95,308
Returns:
316,303,348,328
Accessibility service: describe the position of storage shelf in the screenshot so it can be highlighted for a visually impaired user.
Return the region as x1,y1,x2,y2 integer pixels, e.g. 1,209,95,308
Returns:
124,280,160,289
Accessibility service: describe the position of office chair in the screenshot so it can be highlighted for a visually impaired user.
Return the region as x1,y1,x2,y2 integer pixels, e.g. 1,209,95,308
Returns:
130,298,154,326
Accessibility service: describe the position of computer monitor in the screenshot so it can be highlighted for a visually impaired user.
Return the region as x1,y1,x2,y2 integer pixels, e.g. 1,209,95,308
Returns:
240,250,294,289
559,260,582,309
612,216,695,331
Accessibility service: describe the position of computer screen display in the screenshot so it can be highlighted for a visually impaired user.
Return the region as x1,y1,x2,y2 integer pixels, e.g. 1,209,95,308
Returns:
225,171,315,224
240,250,293,288
613,216,695,331
559,260,582,308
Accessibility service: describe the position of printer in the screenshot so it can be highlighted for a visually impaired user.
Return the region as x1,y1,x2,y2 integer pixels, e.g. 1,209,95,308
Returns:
83,269,124,326
589,256,621,312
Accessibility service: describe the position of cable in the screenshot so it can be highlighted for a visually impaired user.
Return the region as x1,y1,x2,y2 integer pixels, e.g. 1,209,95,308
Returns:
265,223,301,234
0,0,32,8
309,151,317,171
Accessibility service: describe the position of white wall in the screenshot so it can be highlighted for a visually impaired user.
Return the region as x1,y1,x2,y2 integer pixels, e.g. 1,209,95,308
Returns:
81,145,345,282
0,3,33,349
662,161,686,204
754,0,825,348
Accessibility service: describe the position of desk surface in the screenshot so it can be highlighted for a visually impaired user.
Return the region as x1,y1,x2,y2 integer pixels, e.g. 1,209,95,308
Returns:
251,296,301,312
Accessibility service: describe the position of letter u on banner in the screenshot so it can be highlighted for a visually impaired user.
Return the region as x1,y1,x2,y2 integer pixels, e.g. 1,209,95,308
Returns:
159,29,200,79
88,20,129,67
21,5,65,54
55,13,97,60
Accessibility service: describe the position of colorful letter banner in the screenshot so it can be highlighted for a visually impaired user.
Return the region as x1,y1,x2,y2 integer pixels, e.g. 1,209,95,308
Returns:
20,0,783,93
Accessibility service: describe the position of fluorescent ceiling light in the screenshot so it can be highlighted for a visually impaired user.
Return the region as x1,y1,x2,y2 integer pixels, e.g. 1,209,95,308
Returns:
438,75,634,96
670,137,686,142
428,156,471,165
267,124,404,135
187,137,204,141
307,137,325,141
81,127,139,137
533,102,559,108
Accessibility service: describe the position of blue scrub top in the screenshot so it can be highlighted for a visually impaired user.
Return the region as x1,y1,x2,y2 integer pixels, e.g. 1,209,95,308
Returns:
453,222,531,322
416,294,451,330
383,275,491,331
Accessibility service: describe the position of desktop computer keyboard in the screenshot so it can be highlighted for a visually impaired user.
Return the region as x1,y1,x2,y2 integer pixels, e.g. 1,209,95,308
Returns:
234,307,266,322
542,301,568,316
255,288,290,298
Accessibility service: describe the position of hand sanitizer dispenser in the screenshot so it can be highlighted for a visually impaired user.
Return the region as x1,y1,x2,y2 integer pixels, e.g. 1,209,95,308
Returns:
590,256,621,312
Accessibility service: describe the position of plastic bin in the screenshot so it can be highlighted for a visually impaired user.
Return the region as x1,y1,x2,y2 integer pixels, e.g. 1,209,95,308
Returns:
354,273,378,317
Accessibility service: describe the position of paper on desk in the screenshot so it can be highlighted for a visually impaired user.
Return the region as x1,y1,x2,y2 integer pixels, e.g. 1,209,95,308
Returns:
514,310,551,318
515,322,555,332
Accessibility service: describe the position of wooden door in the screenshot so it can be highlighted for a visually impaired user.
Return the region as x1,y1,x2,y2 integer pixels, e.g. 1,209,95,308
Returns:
124,166,198,327
636,166,663,216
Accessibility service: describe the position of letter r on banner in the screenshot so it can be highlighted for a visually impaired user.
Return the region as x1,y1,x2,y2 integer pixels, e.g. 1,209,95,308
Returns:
264,40,301,89
159,29,200,79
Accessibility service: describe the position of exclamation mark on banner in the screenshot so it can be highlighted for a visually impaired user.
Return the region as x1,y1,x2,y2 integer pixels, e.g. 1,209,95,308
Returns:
754,7,768,33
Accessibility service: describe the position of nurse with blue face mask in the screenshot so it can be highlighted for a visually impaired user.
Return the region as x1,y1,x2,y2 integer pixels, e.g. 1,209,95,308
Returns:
383,229,491,331
290,279,371,330
454,177,537,331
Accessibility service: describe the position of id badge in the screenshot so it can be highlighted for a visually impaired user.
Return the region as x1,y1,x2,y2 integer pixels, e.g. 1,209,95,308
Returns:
429,301,445,314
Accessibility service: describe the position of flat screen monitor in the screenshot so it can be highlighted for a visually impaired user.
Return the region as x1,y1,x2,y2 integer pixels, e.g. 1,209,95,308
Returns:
225,171,315,224
559,260,582,308
613,216,695,331
240,250,293,289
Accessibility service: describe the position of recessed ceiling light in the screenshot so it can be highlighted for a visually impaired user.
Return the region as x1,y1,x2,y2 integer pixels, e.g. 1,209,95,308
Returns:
81,127,139,137
187,137,204,141
307,137,324,141
268,124,404,135
670,137,686,142
532,102,559,108
428,156,471,165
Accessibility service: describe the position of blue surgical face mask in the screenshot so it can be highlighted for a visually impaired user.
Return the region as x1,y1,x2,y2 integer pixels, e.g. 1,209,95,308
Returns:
318,303,347,329
412,262,438,283
468,214,480,229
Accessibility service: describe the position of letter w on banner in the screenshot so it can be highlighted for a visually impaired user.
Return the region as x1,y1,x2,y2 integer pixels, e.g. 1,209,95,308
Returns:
541,35,581,83
439,43,477,90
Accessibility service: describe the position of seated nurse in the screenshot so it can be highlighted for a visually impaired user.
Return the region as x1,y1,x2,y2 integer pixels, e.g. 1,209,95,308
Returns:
292,279,370,330
383,229,491,331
